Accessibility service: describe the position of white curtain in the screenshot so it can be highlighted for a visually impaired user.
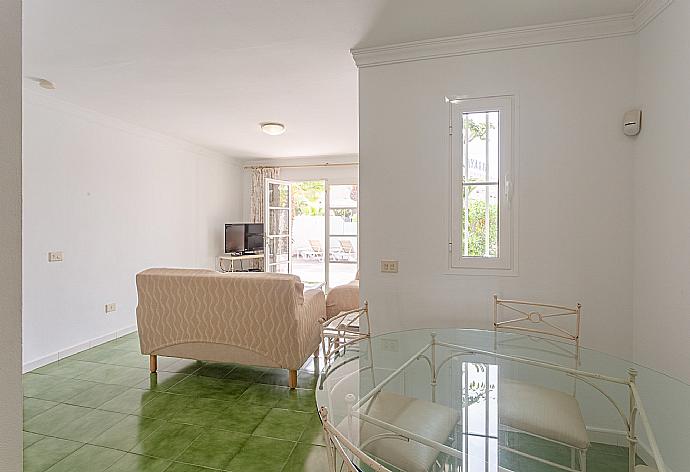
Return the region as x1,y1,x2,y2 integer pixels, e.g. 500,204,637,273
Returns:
249,167,280,223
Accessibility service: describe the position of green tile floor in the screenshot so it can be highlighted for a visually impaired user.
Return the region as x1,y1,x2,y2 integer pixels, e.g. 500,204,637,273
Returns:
23,332,327,472
23,332,639,471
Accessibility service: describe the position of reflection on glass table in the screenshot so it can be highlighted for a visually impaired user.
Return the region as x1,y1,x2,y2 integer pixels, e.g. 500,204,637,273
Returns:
316,329,686,472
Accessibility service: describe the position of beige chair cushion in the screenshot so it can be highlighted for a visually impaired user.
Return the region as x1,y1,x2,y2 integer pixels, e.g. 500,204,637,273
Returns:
635,467,657,472
357,391,460,472
499,380,590,450
326,280,359,318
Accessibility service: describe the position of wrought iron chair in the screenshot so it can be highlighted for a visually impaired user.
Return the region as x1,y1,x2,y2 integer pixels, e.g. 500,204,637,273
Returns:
320,302,370,365
320,406,393,472
493,295,589,472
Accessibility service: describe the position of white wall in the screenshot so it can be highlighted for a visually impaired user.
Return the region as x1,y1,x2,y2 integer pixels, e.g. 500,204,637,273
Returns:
22,92,243,369
241,155,359,221
359,36,638,358
0,0,23,469
633,1,690,383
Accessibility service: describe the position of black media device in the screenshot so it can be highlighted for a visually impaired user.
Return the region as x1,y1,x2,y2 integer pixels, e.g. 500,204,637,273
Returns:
225,223,264,255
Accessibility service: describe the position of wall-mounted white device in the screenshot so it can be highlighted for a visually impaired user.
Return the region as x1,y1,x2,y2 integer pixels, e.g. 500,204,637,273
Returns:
623,110,642,136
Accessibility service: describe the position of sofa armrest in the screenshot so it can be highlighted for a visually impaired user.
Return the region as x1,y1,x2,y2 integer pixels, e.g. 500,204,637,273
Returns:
295,288,326,359
301,288,326,325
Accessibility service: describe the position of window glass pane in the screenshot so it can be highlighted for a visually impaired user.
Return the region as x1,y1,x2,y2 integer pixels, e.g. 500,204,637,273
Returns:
328,184,358,288
328,260,358,287
267,262,290,274
329,209,358,235
329,184,358,207
268,182,290,208
329,236,357,263
266,236,289,263
461,184,499,258
267,208,289,235
462,111,499,183
291,181,326,285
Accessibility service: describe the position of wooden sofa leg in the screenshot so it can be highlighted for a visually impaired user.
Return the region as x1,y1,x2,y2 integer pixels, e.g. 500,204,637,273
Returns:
288,369,297,389
149,355,157,373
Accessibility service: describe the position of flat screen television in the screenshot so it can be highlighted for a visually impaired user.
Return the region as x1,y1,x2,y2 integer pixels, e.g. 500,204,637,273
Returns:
225,223,264,254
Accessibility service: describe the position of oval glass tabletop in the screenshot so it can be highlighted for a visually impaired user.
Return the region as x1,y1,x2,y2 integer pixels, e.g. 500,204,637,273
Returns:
316,329,688,472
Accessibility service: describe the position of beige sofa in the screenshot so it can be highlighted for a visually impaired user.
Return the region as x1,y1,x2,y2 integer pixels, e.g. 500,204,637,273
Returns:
135,268,325,388
325,272,359,319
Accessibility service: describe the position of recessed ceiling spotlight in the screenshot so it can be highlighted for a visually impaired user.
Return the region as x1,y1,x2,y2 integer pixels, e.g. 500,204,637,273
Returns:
26,77,56,90
260,122,286,136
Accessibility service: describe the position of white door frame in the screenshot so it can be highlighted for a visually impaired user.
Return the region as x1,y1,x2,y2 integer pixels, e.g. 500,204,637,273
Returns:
264,178,292,274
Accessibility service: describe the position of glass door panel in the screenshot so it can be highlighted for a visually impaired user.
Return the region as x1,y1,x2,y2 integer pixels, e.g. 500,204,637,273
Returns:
327,184,358,288
265,179,292,274
291,180,326,286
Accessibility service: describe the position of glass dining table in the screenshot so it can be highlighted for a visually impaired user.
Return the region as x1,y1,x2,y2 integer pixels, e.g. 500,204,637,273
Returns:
315,329,688,472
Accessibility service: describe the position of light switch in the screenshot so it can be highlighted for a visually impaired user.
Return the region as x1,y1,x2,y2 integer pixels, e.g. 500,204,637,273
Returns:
48,251,64,262
105,303,117,314
381,338,399,352
380,260,399,273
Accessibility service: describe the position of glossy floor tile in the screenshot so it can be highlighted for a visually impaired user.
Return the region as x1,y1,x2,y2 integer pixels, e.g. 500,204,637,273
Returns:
23,331,636,471
23,332,324,471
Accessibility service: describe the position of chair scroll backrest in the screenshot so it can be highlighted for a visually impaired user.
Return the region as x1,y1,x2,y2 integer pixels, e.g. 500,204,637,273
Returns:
493,295,581,344
320,302,370,364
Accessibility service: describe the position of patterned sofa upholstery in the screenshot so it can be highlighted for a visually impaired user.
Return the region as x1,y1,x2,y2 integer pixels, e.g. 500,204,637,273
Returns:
135,268,325,388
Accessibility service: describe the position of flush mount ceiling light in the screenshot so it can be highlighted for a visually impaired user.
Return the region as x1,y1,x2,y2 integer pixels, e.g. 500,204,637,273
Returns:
26,77,56,90
260,122,286,136
38,79,56,90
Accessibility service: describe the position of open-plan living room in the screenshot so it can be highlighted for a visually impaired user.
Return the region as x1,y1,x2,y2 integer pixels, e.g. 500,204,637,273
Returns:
1,1,689,471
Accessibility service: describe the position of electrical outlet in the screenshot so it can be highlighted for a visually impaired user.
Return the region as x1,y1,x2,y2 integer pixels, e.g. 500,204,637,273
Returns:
105,303,117,314
380,260,399,273
48,251,64,262
381,338,399,352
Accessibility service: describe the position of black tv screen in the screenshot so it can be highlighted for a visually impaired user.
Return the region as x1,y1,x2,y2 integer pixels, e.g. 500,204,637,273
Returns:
225,223,264,254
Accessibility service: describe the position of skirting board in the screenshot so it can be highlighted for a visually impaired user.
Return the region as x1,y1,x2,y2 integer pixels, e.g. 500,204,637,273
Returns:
22,324,138,373
587,427,666,471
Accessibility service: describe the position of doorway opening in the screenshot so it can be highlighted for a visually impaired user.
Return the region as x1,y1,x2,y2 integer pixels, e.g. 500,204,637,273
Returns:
264,179,358,290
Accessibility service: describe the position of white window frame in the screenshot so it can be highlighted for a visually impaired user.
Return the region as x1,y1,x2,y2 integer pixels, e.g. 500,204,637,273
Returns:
449,95,517,273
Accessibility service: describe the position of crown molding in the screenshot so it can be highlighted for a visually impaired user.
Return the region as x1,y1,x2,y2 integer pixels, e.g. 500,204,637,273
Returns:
351,2,673,69
633,0,673,31
23,88,241,166
351,15,636,68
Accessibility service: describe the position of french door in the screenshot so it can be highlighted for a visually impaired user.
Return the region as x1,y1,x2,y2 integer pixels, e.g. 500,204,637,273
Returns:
264,178,292,273
265,179,358,288
327,184,358,287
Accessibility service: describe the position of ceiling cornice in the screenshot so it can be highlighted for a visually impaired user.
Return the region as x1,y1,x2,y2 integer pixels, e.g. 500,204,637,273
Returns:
633,0,673,30
351,0,673,68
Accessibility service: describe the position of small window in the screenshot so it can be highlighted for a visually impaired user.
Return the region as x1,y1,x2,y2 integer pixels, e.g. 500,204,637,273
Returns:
450,95,515,271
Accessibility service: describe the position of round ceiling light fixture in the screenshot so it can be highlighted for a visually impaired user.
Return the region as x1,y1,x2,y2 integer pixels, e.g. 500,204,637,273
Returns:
26,76,56,90
260,122,286,136
38,79,56,90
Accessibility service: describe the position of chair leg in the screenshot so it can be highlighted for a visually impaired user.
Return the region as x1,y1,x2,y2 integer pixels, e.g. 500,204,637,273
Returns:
149,355,157,373
579,449,587,472
571,449,576,470
288,369,298,389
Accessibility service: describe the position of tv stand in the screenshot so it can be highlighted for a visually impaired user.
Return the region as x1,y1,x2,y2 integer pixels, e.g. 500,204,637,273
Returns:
218,253,265,273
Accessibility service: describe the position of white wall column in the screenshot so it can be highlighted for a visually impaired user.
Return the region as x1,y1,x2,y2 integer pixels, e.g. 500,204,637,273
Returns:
0,0,23,469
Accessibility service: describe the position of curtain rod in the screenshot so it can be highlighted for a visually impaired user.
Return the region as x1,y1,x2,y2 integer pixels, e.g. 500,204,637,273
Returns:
244,162,359,170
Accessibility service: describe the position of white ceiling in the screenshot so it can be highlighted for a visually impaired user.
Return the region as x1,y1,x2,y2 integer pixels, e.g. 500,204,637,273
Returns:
23,0,642,159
